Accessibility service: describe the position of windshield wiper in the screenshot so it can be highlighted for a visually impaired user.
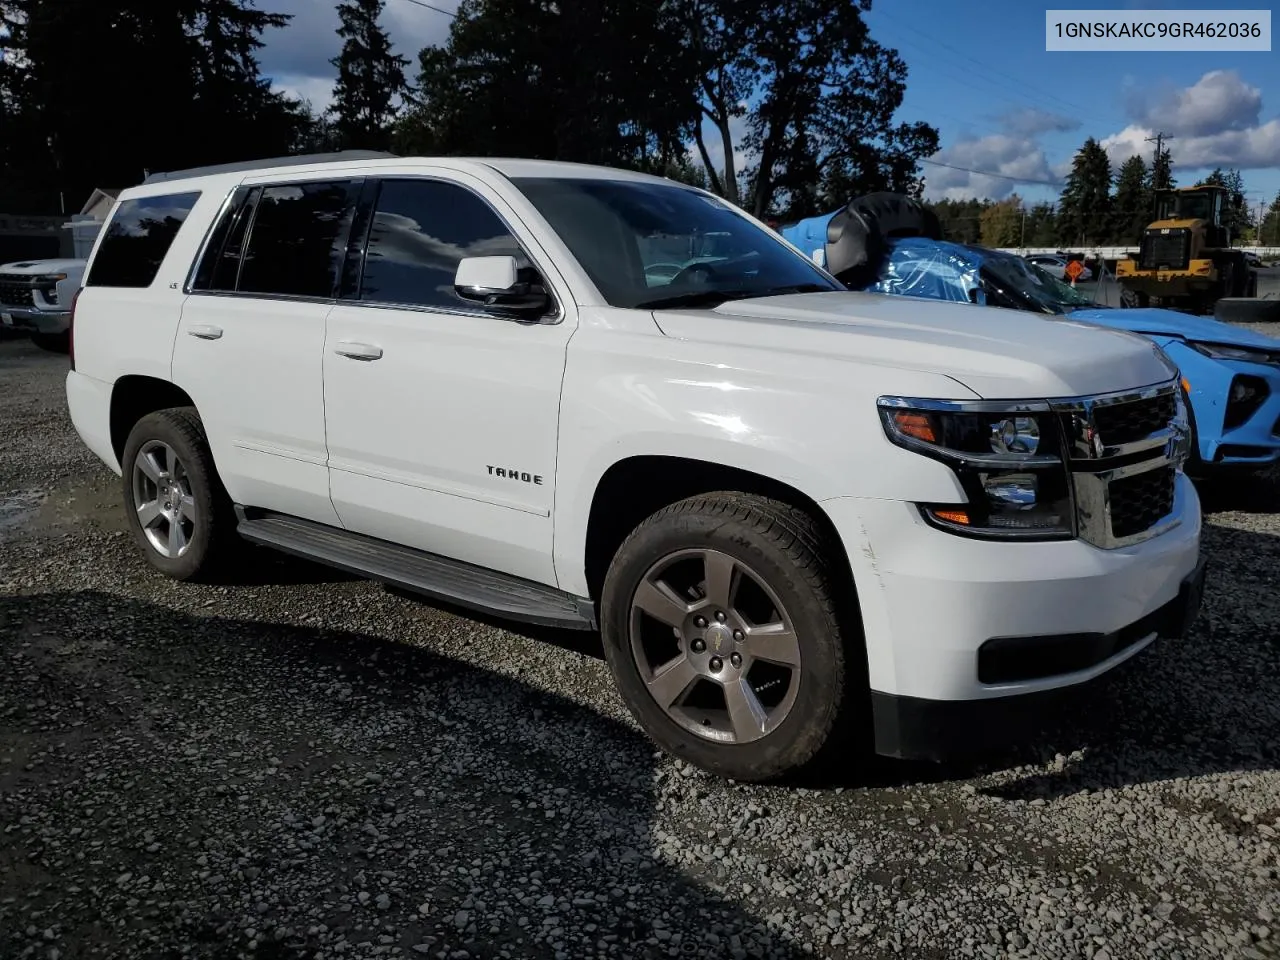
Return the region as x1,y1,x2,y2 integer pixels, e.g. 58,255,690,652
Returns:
636,283,832,310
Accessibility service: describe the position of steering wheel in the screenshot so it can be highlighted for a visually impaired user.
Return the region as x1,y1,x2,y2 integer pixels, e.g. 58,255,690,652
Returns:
643,263,685,284
667,261,720,287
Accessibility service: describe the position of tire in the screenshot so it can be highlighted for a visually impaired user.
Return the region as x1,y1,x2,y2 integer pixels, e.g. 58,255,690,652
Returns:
1214,298,1280,323
120,407,236,582
31,331,70,353
599,492,860,782
1119,287,1149,309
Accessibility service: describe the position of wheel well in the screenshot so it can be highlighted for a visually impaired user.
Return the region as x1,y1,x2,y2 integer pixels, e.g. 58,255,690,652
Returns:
110,376,195,464
583,456,857,608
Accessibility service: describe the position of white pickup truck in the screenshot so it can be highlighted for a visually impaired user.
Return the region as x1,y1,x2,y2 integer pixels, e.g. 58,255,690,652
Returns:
0,257,84,351
63,151,1206,781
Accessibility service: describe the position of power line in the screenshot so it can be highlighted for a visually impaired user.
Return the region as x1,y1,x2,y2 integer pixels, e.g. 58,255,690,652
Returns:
394,0,457,17
920,157,1065,187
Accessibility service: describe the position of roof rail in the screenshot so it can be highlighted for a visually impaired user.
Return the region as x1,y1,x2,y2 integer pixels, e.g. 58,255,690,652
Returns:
141,150,399,185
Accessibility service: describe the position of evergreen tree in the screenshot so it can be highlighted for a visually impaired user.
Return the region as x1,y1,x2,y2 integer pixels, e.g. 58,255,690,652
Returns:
1024,202,1058,246
1055,137,1111,246
0,0,312,212
329,0,410,151
1257,191,1280,247
188,0,308,163
1110,154,1149,245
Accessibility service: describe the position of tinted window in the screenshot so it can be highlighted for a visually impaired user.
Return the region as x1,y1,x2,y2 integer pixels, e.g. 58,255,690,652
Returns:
191,187,261,292
511,177,838,309
85,192,201,288
238,180,359,298
359,179,530,309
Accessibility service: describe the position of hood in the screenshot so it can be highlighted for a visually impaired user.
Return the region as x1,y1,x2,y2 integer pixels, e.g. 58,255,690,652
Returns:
652,291,1174,400
1067,306,1280,350
0,258,85,276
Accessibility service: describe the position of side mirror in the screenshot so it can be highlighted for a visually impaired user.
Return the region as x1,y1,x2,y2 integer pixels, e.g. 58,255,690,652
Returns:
454,256,550,315
1234,192,1245,209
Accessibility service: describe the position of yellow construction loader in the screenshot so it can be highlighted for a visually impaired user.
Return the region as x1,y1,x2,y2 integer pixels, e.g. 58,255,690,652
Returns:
1116,184,1257,313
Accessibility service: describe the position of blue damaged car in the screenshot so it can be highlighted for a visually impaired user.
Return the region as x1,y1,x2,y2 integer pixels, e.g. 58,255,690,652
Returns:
781,197,1280,473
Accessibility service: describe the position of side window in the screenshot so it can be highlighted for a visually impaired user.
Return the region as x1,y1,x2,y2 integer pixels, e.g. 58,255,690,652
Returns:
85,191,202,288
191,187,261,293
238,180,359,298
359,179,533,309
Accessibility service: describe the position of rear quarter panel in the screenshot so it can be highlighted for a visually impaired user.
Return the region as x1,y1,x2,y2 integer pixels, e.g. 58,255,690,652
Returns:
70,180,239,389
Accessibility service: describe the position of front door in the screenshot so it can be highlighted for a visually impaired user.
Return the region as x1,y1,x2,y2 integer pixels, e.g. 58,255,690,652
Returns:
322,173,576,586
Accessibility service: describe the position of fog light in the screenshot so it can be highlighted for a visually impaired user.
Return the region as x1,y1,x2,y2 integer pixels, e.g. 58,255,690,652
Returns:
983,472,1038,508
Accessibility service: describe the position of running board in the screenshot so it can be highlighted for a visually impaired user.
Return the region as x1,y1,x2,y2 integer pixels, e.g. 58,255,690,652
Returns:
234,508,596,631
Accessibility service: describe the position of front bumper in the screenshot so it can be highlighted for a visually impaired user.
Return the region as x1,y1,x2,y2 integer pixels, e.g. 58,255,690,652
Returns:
1169,342,1280,469
0,306,71,335
822,481,1202,760
869,557,1206,760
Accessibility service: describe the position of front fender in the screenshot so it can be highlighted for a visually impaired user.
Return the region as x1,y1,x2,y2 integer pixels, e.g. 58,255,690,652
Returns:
551,317,971,596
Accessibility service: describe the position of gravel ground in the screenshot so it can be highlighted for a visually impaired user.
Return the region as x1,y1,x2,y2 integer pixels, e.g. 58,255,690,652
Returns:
2,338,1279,960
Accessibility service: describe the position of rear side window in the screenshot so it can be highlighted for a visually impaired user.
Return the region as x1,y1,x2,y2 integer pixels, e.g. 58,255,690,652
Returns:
191,186,261,293
85,192,201,288
358,179,531,309
237,180,359,298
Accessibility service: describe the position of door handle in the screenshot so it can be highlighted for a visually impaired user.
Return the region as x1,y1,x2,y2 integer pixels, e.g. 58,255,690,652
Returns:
187,323,223,340
334,341,383,361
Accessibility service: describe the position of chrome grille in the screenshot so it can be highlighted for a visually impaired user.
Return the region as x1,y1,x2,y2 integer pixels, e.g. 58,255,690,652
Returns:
0,276,35,307
1108,465,1176,539
1052,380,1188,549
1092,393,1176,446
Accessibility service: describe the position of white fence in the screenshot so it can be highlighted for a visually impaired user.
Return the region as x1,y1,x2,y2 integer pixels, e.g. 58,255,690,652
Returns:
995,246,1280,260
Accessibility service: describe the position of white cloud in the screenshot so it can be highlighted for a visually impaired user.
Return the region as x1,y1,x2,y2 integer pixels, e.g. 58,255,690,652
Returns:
1125,69,1262,138
272,72,337,113
922,135,1059,201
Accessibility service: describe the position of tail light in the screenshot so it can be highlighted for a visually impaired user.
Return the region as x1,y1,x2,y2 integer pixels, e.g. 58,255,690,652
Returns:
68,287,82,370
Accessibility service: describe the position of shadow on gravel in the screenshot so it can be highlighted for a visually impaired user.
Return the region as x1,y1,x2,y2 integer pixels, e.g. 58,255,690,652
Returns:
0,589,804,960
1194,468,1280,515
967,521,1280,802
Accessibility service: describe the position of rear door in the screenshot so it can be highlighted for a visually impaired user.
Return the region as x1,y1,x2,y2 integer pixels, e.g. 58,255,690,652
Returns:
172,177,362,523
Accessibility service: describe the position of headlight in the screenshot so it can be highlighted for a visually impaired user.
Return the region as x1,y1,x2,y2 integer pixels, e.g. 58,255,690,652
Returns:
1188,341,1280,365
878,398,1073,540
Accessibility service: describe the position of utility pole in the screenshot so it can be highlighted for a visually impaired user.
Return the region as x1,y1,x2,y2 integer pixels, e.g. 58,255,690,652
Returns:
1145,131,1174,194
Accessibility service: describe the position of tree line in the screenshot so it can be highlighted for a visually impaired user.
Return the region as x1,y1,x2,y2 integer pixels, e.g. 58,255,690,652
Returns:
928,135,1274,251
0,0,939,222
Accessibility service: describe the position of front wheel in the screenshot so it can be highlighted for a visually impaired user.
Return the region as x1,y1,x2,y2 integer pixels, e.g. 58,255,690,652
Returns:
121,407,236,581
599,493,861,782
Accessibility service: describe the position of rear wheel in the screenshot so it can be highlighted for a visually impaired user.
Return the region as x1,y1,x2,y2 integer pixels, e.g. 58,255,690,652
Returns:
599,492,860,782
121,407,236,581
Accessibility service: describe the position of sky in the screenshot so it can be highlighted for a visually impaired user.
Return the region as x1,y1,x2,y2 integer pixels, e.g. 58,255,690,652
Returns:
258,0,1280,214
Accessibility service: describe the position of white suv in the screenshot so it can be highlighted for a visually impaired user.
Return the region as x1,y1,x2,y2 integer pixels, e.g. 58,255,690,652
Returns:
64,151,1205,781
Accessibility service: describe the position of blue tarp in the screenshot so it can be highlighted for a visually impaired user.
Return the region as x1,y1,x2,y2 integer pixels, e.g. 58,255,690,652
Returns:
861,237,984,304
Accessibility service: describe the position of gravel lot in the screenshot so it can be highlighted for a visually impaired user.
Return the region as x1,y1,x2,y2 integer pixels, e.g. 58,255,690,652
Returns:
2,338,1279,960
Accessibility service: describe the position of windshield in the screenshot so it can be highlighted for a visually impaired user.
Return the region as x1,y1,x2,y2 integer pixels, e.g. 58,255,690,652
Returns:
976,251,1097,313
1158,191,1213,221
511,177,841,309
1178,192,1213,221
